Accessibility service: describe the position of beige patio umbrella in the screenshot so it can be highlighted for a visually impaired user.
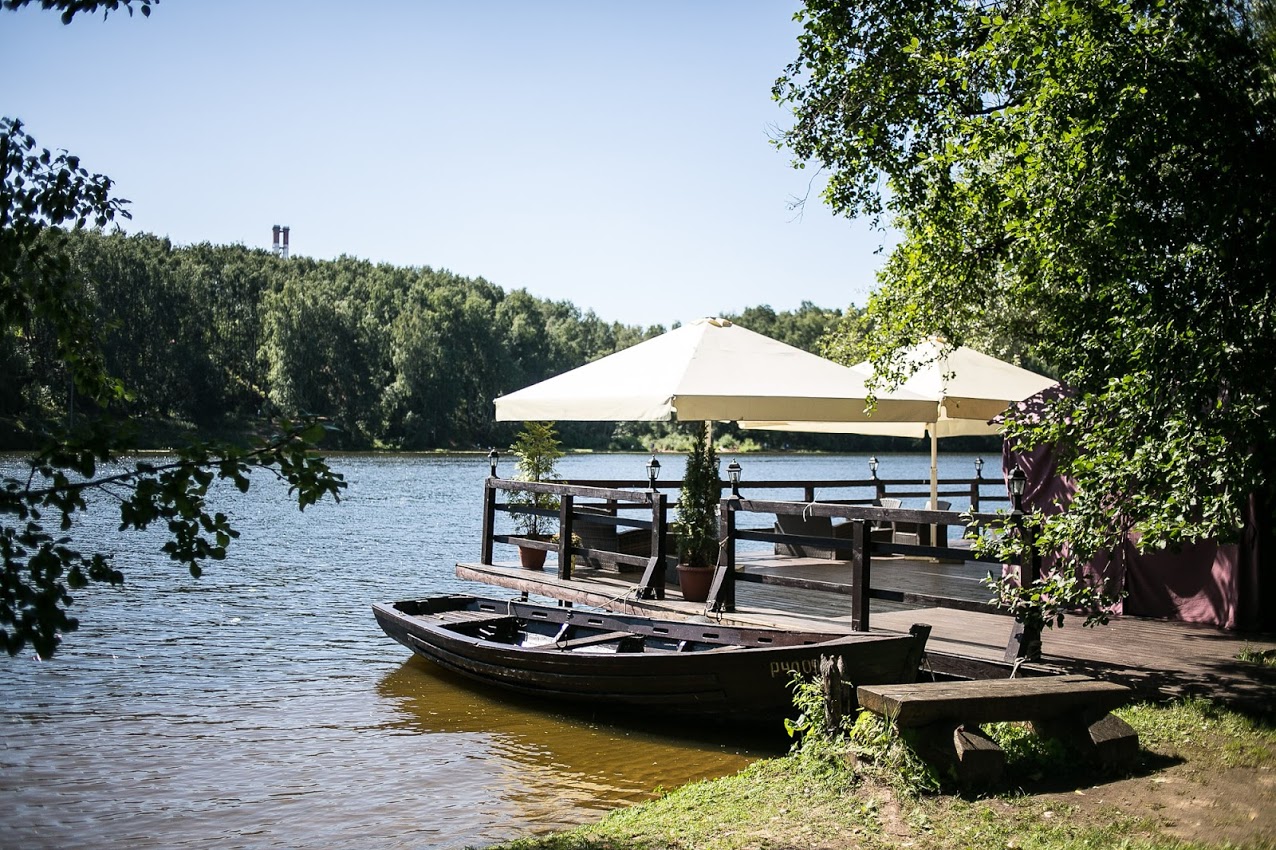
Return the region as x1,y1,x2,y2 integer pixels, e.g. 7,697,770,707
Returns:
494,318,936,425
741,339,1059,508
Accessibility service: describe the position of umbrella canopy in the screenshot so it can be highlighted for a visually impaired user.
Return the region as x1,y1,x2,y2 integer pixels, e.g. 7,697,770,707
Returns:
741,339,1059,506
494,318,935,424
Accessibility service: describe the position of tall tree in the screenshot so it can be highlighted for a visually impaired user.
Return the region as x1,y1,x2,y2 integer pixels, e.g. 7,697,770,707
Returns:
725,301,844,352
382,276,503,447
259,262,391,446
777,0,1275,606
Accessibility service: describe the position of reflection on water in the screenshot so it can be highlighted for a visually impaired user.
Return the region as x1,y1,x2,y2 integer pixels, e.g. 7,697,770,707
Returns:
0,452,977,849
378,657,779,829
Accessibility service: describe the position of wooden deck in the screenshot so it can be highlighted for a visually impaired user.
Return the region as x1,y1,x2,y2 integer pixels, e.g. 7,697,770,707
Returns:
456,553,1276,713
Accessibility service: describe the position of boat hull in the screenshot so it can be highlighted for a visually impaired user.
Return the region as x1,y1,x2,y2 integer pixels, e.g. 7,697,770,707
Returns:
373,596,928,723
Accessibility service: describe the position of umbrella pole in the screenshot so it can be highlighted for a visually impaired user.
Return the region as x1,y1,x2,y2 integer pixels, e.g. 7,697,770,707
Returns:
929,425,939,550
929,427,939,510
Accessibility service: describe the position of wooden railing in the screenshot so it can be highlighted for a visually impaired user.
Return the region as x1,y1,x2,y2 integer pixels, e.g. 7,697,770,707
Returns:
708,498,1016,631
482,475,1026,623
558,474,1010,512
483,478,671,599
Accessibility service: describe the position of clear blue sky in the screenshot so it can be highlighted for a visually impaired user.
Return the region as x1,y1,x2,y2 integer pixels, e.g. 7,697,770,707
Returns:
2,1,891,328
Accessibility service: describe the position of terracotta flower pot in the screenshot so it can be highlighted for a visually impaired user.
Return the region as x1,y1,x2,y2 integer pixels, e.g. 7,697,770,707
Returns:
676,564,714,602
518,540,549,570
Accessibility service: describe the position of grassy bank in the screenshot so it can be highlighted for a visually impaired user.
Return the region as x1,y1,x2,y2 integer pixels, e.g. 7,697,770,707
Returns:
488,697,1276,850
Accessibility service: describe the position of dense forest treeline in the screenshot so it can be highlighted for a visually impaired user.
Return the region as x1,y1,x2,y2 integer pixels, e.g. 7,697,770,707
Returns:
2,230,891,452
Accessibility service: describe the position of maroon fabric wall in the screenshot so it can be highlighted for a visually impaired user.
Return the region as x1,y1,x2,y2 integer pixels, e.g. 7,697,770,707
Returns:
1003,442,1267,631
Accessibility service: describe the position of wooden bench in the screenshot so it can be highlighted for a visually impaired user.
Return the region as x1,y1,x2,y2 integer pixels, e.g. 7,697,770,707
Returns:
858,675,1139,784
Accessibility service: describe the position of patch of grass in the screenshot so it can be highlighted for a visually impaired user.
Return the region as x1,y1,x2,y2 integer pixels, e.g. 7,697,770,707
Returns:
491,757,882,850
1237,643,1276,667
846,709,942,794
1118,697,1276,769
916,796,1179,850
981,720,1078,783
786,674,938,795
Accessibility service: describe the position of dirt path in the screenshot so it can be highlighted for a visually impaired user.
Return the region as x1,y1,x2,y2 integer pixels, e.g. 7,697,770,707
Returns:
1036,750,1276,845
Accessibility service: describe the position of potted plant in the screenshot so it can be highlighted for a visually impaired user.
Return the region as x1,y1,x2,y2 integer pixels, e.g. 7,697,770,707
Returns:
509,421,565,570
672,425,720,602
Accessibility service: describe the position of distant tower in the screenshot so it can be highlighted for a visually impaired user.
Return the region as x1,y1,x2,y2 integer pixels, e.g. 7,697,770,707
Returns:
281,226,290,260
271,224,281,256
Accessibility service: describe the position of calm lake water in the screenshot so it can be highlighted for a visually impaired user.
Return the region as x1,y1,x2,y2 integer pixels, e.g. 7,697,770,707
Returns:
0,451,995,849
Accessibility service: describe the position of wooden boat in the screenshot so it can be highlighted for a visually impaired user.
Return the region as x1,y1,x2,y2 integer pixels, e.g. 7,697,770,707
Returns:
373,595,931,723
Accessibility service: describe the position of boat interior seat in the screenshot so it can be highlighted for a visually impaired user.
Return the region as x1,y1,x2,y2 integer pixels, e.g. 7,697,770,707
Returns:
475,617,521,642
554,629,643,651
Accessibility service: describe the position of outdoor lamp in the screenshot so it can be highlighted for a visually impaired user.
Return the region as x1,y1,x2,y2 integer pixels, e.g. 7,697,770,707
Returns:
727,459,742,498
974,457,985,478
488,448,499,478
646,455,661,490
1009,465,1027,512
869,456,879,478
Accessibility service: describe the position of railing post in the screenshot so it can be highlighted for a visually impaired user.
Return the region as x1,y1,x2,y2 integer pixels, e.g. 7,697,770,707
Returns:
970,478,981,512
637,491,667,600
851,519,872,631
1026,536,1042,585
804,485,816,502
1004,509,1043,661
707,497,736,612
481,479,496,565
557,493,574,581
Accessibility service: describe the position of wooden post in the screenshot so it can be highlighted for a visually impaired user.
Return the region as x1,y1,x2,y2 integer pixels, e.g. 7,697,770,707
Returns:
637,491,667,600
970,478,981,512
851,519,872,631
480,480,497,565
557,494,574,581
708,497,737,612
1030,712,1140,768
652,491,667,599
819,655,848,735
953,725,1007,785
904,623,932,682
1005,512,1043,661
804,485,816,502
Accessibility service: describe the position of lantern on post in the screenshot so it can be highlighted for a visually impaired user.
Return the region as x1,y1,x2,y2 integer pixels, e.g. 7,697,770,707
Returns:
645,455,661,490
726,460,742,498
969,457,985,511
869,455,885,500
1009,465,1027,514
488,449,499,478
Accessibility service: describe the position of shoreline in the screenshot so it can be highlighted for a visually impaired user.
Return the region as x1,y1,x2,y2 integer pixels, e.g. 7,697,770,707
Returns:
486,697,1276,850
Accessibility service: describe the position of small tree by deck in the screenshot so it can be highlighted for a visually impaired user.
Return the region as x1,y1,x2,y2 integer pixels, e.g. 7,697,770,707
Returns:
673,426,719,569
509,421,564,538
